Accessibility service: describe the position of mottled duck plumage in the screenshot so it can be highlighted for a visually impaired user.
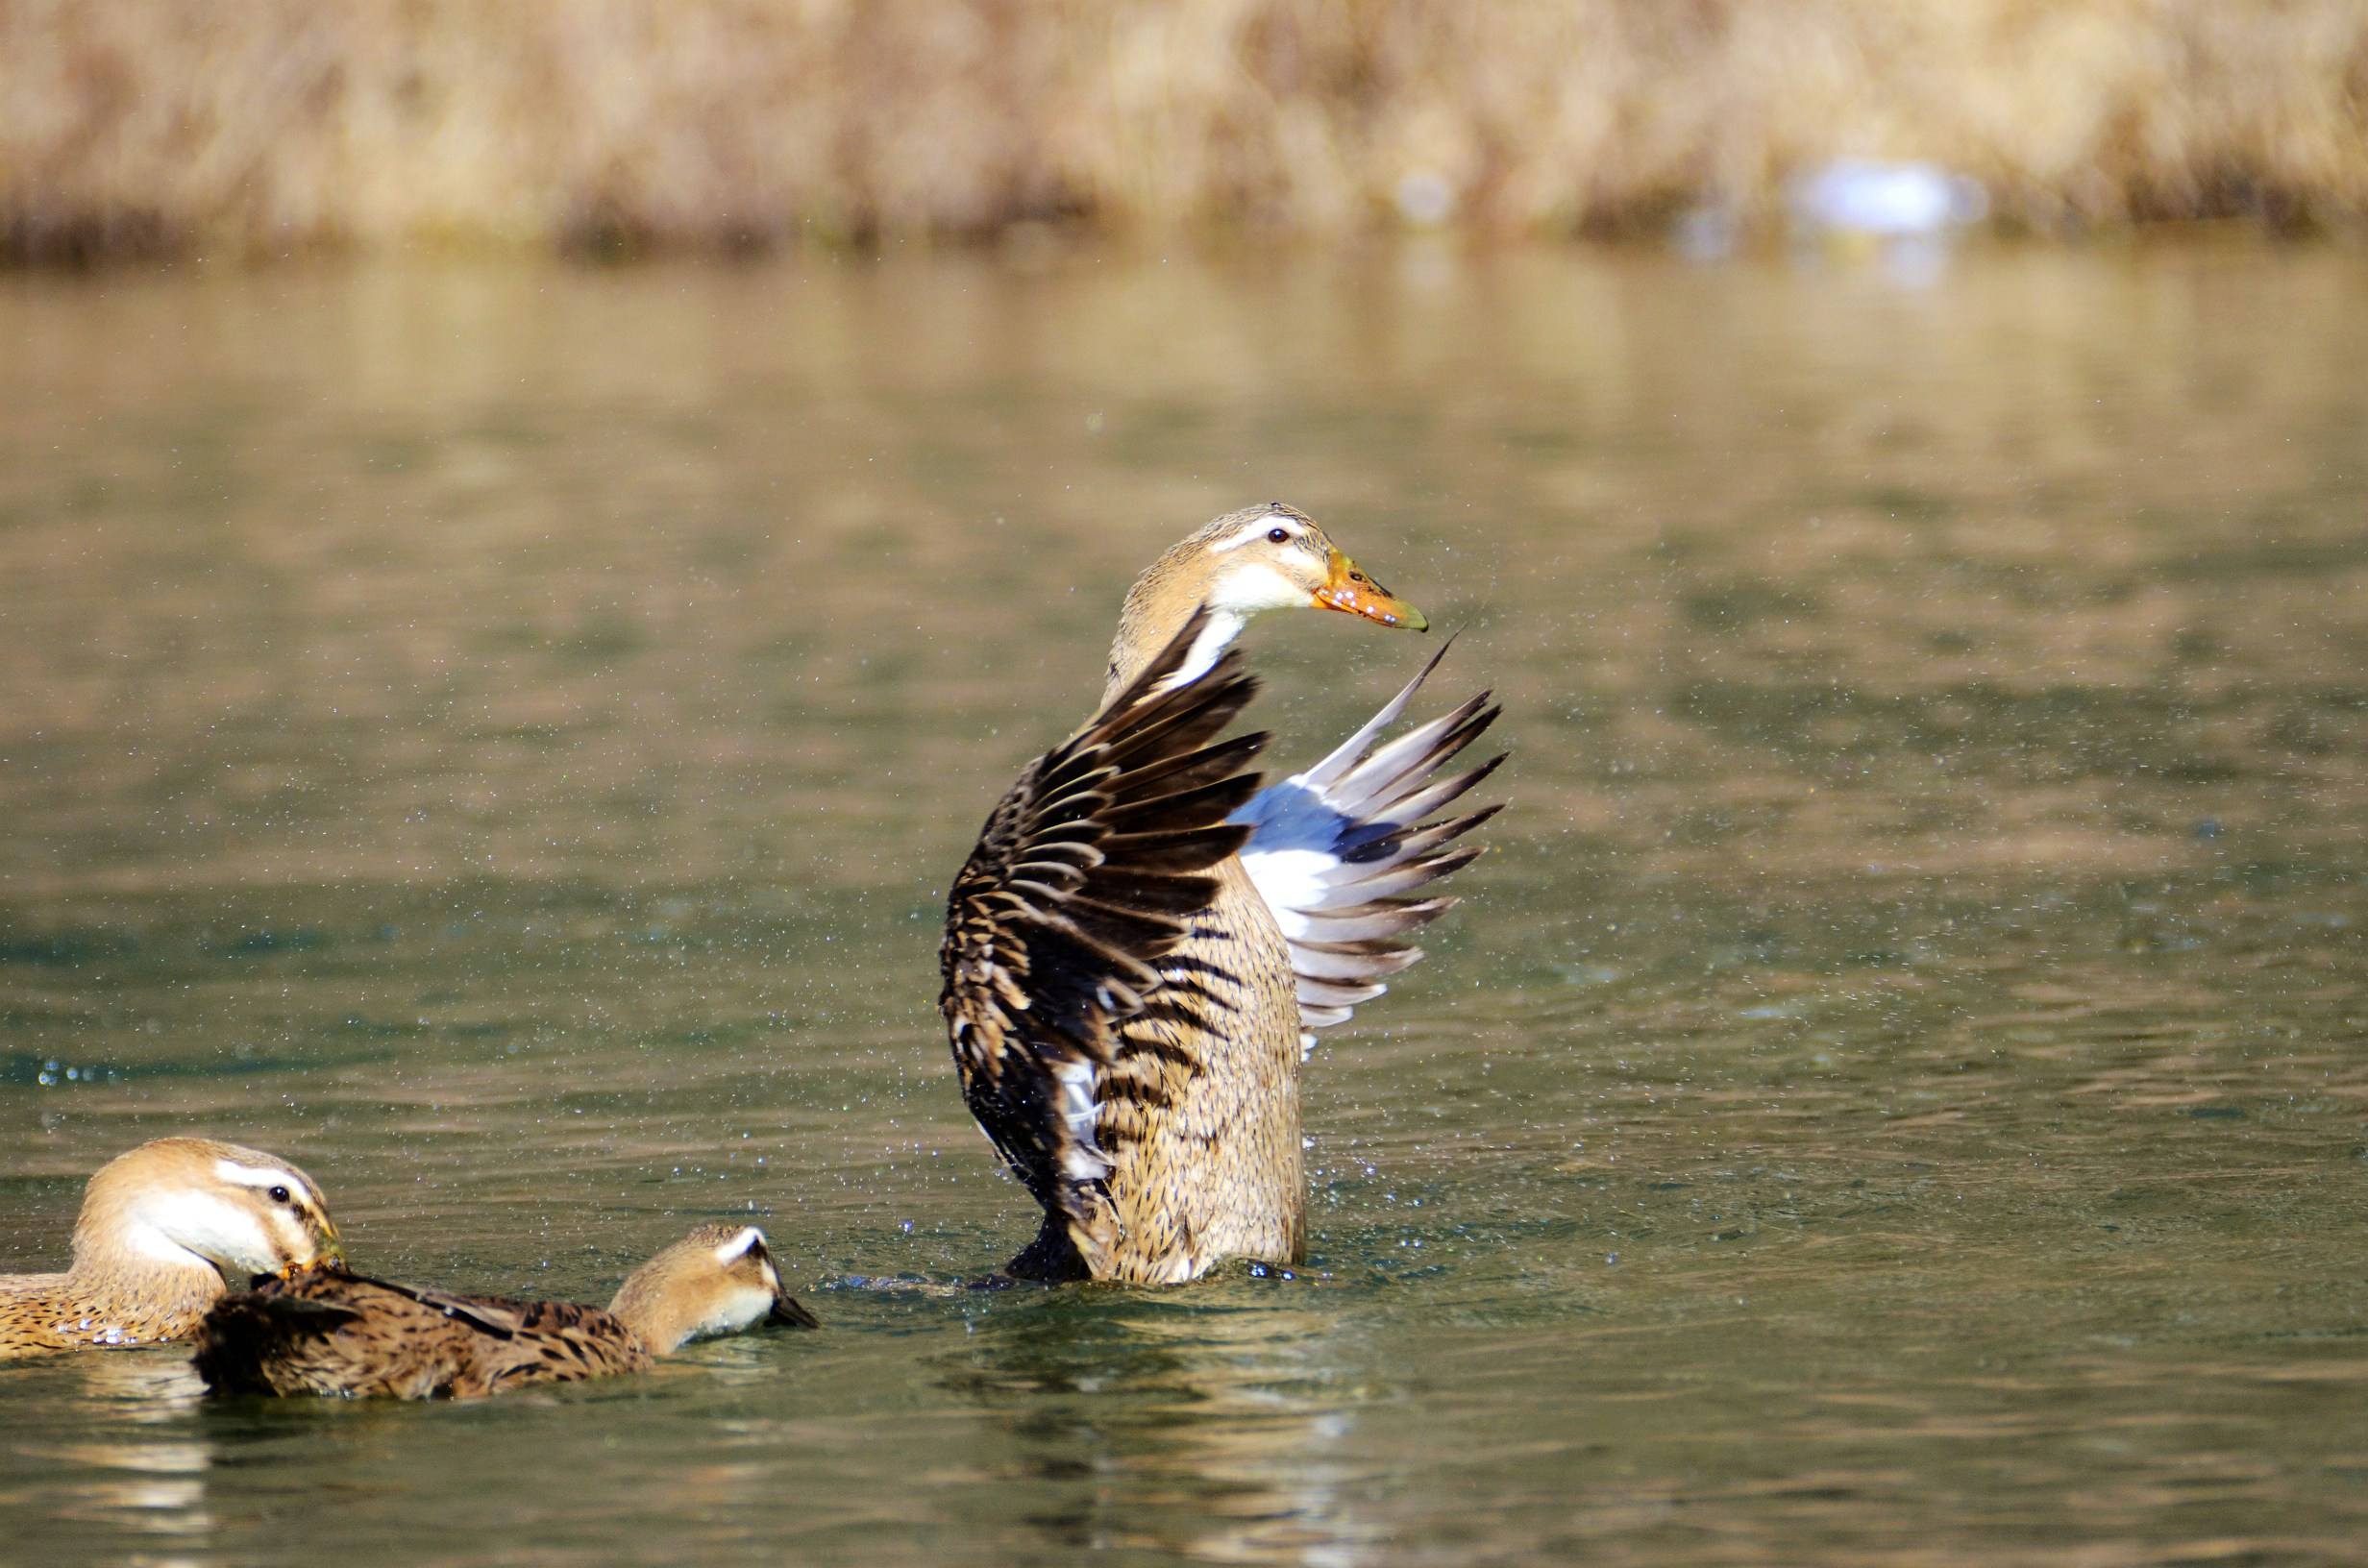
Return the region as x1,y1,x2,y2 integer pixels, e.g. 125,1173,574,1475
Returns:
942,504,1504,1284
194,1221,818,1399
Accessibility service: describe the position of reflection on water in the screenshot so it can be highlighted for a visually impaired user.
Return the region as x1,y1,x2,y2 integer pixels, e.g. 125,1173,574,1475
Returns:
1,241,2365,1564
950,1292,1377,1564
18,1356,215,1559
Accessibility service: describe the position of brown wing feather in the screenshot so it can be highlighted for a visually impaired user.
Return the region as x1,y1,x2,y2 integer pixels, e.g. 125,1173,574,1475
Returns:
940,608,1266,1273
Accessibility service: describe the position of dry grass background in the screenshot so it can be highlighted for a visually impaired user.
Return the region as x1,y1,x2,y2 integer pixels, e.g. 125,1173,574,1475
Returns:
4,0,2366,261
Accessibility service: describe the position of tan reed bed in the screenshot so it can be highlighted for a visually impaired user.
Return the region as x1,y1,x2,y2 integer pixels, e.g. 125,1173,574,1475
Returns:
4,0,2365,263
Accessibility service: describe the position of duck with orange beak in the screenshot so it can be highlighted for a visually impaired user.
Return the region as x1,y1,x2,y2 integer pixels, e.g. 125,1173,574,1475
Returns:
942,502,1503,1284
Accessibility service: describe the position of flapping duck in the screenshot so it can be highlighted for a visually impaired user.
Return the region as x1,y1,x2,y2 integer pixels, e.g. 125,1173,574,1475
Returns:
941,503,1503,1283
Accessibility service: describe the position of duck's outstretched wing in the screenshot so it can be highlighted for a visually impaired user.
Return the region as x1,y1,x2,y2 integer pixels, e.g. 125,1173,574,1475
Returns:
940,609,1266,1274
1233,641,1504,1050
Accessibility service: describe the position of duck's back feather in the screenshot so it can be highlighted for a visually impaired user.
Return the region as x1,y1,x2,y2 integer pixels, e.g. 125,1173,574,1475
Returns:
195,1269,652,1398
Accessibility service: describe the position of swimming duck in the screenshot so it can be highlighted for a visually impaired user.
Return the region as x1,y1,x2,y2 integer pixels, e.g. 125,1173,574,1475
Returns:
941,503,1503,1284
0,1137,343,1358
193,1221,818,1399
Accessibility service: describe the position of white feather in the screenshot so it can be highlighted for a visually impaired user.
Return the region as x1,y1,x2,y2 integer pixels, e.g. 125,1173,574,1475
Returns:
1157,609,1246,693
711,1225,765,1264
1208,511,1297,552
213,1159,303,1193
1233,648,1494,1046
1053,1059,1110,1181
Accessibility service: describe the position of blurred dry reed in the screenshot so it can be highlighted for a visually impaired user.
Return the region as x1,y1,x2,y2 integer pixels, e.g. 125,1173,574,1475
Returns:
4,0,2365,263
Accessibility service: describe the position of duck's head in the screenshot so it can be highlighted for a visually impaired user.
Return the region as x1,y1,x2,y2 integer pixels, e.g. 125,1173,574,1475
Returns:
1110,503,1427,695
607,1222,820,1355
1181,503,1428,631
75,1137,344,1283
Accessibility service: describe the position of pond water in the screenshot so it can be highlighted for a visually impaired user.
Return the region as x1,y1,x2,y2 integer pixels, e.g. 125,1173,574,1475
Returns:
1,240,2364,1565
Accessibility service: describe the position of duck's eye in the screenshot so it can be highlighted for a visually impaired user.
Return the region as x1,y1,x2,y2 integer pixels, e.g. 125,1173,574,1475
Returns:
1349,571,1367,583
1266,527,1289,545
268,1185,292,1205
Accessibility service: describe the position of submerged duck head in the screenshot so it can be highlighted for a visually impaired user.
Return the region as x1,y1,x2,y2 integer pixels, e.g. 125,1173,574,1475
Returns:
76,1137,343,1284
1109,503,1427,696
605,1223,820,1354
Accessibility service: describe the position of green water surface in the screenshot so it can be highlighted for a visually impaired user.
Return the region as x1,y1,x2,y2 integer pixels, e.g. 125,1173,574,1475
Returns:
2,242,2365,1565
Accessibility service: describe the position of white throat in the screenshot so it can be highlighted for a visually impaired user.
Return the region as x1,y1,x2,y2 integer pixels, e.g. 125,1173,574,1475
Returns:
119,1189,273,1279
113,1209,231,1279
687,1284,778,1343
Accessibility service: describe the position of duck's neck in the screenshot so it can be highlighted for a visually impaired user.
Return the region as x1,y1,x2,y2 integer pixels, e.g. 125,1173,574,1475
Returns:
86,1255,226,1325
607,1262,705,1356
6,1252,227,1345
1102,551,1245,703
1103,610,1244,705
